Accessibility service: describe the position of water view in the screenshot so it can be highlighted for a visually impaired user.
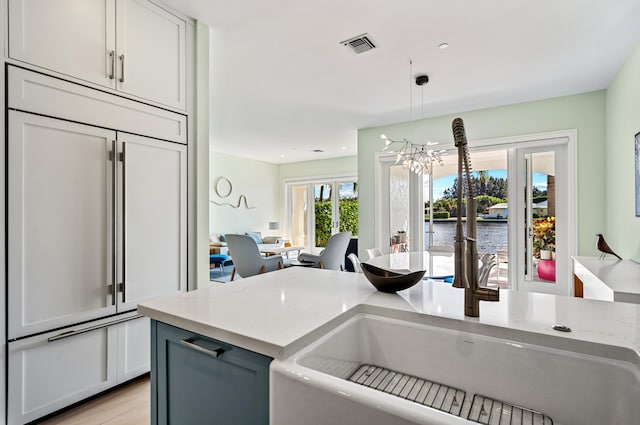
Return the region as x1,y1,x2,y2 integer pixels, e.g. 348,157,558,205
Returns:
426,220,508,254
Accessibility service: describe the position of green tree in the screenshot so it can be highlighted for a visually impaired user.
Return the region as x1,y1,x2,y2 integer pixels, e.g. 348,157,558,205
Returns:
442,175,508,200
314,199,359,247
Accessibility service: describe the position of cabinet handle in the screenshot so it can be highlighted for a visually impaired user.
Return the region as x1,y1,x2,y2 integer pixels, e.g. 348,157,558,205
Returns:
111,140,117,306
47,314,143,342
109,51,115,80
119,54,125,83
180,338,226,358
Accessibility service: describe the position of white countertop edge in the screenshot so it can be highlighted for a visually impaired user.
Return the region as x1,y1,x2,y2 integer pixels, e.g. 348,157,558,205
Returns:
140,298,640,365
138,305,285,358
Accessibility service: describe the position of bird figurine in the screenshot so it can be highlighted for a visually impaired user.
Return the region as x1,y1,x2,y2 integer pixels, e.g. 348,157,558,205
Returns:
596,234,622,260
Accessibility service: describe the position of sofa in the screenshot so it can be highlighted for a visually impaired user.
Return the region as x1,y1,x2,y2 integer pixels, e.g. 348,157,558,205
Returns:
210,232,283,255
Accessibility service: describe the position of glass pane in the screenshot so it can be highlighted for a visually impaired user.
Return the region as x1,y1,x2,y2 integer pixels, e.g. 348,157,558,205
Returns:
429,150,509,287
314,183,332,248
389,165,410,252
338,182,358,236
290,185,307,248
531,151,556,283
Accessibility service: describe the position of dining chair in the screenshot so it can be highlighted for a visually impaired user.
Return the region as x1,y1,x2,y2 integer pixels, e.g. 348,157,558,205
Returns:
298,232,352,270
225,234,283,281
366,248,383,261
346,253,362,273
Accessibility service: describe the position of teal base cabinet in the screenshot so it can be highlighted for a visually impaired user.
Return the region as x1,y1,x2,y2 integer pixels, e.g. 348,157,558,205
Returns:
151,320,272,425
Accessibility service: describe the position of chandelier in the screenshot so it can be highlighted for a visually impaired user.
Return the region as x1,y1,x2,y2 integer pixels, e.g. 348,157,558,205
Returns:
380,134,446,175
380,64,446,175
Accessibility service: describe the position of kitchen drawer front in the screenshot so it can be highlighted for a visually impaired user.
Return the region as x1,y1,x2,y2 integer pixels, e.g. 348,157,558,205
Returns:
116,316,151,382
152,321,272,425
8,66,187,144
8,322,118,424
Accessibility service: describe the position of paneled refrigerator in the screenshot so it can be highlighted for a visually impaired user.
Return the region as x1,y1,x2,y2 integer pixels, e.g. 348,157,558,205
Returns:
6,67,187,424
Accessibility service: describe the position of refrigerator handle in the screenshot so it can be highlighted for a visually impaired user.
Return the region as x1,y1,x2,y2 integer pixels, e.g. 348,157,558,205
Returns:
48,314,143,343
111,140,117,306
120,142,126,304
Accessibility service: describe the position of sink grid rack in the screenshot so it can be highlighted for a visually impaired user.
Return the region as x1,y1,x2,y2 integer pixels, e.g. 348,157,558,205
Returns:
347,364,553,425
468,394,553,425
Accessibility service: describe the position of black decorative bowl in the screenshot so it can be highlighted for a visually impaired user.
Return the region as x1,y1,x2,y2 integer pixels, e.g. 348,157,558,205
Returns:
361,263,426,293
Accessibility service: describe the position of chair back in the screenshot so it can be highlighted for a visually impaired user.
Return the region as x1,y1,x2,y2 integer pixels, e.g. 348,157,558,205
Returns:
347,253,362,273
318,232,352,270
367,248,383,260
225,234,267,278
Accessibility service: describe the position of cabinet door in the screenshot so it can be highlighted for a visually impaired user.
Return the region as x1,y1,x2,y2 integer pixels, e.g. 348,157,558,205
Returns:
152,321,271,425
8,323,117,425
8,112,118,339
116,316,151,382
116,0,187,110
9,0,117,89
118,133,187,311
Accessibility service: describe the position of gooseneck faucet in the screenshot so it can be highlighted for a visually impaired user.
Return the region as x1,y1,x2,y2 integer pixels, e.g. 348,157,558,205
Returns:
451,118,499,317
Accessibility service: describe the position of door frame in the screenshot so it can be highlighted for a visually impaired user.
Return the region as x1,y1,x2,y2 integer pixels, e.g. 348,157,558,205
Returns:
374,153,424,254
509,138,575,295
284,174,357,252
374,129,577,293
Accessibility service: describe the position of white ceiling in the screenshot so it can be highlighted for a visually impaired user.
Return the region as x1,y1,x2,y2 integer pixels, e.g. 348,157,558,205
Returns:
163,0,640,164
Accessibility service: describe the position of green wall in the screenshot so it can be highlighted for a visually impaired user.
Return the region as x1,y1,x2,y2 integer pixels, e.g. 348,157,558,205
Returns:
605,43,640,261
358,91,607,258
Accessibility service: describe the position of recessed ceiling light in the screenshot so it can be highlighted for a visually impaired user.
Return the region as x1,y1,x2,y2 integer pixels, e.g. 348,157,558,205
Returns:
341,146,347,150
439,42,449,49
280,154,285,158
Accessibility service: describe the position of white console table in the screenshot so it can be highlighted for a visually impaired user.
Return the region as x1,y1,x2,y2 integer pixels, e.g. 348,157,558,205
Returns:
573,256,640,304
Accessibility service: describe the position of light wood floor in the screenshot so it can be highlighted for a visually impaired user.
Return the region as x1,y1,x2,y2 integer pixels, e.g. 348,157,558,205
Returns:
39,376,150,425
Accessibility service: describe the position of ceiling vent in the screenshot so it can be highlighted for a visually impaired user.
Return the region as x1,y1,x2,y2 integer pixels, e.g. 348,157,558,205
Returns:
341,33,377,54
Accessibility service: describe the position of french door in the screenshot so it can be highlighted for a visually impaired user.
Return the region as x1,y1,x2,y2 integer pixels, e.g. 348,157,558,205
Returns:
512,141,574,295
287,178,358,252
375,130,576,294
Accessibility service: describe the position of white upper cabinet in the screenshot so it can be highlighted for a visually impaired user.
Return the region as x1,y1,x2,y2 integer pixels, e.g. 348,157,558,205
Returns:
9,0,117,89
9,0,187,110
116,0,187,110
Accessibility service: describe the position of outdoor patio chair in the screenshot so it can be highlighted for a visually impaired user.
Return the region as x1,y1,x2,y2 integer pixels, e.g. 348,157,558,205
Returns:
367,248,383,260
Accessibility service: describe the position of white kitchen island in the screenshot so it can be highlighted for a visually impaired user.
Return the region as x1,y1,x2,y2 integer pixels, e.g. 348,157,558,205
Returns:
139,267,640,424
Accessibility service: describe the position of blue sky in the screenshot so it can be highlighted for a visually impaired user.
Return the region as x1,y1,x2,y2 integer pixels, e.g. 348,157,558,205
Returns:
428,170,548,200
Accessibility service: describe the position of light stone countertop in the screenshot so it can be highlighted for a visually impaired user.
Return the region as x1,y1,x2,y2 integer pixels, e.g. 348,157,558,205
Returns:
138,267,640,362
574,256,640,303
